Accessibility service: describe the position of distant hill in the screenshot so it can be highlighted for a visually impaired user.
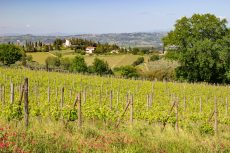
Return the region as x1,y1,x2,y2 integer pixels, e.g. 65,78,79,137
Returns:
0,32,166,49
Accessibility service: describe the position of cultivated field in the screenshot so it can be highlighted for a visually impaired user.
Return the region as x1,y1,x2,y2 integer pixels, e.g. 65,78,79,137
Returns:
0,67,229,152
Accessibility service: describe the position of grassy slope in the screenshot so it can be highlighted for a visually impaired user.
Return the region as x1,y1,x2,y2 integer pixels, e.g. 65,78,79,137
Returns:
27,52,55,65
1,119,229,153
27,50,149,68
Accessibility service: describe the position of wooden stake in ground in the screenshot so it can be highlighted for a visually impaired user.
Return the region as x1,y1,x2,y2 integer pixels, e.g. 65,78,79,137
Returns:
10,82,14,104
0,85,2,104
116,97,131,128
61,87,64,108
214,96,218,136
78,93,82,128
183,96,186,111
110,90,113,110
2,85,5,105
175,97,179,132
47,86,50,103
83,87,86,103
130,94,134,125
146,94,149,110
226,97,228,115
24,78,29,128
200,97,202,113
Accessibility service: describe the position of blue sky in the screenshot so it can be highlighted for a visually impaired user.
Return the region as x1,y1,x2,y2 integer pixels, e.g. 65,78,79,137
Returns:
0,0,230,34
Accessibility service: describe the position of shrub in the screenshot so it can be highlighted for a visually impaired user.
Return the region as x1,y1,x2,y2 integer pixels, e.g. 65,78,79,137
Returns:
92,58,112,75
45,56,60,68
114,66,139,78
71,55,87,73
60,57,72,70
132,57,144,66
149,54,160,61
0,44,23,65
199,123,214,135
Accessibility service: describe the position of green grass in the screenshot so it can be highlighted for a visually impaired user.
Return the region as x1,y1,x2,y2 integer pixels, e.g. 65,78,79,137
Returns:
1,119,229,153
27,51,149,67
27,52,55,64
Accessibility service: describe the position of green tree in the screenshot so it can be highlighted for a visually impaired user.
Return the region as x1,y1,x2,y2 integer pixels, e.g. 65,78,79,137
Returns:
71,55,87,73
0,44,23,65
60,57,72,70
162,14,229,83
149,54,160,61
45,56,61,68
132,57,144,66
53,39,63,50
92,58,111,75
114,66,139,78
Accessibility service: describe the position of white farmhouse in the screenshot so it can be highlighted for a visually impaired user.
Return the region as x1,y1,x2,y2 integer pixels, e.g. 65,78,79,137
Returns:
86,46,96,54
64,39,71,47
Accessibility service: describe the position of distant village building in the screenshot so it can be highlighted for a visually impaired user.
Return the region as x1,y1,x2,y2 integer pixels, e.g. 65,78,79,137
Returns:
64,39,71,47
86,46,96,54
110,50,119,54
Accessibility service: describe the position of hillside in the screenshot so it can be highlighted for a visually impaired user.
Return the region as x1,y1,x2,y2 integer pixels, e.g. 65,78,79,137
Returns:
0,32,166,49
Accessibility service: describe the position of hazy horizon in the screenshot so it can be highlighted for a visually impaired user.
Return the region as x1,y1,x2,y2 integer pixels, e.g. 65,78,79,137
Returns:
1,0,230,35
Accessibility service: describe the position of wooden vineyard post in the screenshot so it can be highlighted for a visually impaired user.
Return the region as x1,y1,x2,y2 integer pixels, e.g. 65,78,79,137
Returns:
226,97,228,115
35,85,38,104
149,93,153,107
200,97,202,113
175,97,179,133
126,92,129,109
69,87,73,100
110,90,113,110
56,87,58,102
47,86,50,103
18,84,25,105
116,97,132,128
2,85,5,105
24,78,29,128
183,96,186,111
146,94,149,110
99,87,102,106
214,96,218,137
10,82,14,104
130,94,133,125
83,87,86,103
61,87,64,108
116,91,119,109
0,85,2,104
78,93,82,128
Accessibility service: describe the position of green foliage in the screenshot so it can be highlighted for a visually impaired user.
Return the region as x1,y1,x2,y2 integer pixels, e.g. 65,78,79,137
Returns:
26,55,33,62
114,65,139,78
149,54,160,61
0,44,23,65
53,38,63,50
132,57,144,66
60,57,72,70
45,56,61,68
163,13,230,83
131,48,140,55
74,49,85,55
71,55,88,73
92,58,112,75
199,123,214,135
3,104,23,121
164,51,180,60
